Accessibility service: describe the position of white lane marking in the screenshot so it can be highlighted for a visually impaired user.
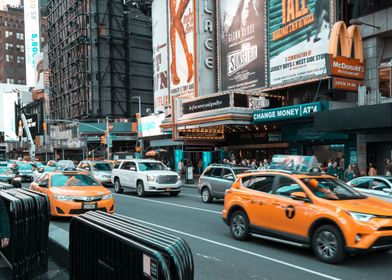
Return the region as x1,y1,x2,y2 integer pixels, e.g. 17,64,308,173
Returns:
113,193,221,214
127,217,342,280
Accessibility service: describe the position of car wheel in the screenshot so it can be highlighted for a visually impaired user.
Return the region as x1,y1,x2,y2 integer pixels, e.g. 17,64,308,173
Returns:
201,187,212,203
136,181,146,197
114,179,123,194
230,210,249,241
312,225,346,264
169,191,180,197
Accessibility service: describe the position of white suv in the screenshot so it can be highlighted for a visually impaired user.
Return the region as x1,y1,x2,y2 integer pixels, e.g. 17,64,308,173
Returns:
111,159,181,196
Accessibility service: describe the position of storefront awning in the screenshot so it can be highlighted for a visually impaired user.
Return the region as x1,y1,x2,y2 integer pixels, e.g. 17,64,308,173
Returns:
314,103,392,132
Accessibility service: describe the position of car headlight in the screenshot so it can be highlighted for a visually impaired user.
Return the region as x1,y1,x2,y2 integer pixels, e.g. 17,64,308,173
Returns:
177,175,181,181
54,195,73,201
347,211,375,222
102,193,113,200
147,175,156,182
13,177,21,181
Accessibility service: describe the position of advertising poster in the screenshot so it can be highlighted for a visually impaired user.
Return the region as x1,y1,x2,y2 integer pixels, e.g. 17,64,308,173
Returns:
269,0,332,87
152,0,170,114
34,52,45,90
24,0,41,87
219,0,266,91
168,0,196,99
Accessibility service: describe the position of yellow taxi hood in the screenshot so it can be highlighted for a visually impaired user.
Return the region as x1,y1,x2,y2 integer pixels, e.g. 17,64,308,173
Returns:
330,197,392,216
50,186,110,197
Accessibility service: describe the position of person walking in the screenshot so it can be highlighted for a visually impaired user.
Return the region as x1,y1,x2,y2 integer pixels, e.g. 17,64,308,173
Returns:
177,159,185,178
344,164,355,182
353,163,361,178
0,197,10,248
368,163,377,176
197,158,203,174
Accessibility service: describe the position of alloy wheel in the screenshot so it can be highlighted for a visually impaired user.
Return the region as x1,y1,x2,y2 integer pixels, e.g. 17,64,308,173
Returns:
316,231,338,259
231,215,246,237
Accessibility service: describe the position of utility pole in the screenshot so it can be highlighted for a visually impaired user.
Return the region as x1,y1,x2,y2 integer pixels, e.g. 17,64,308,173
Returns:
106,116,110,160
132,96,143,158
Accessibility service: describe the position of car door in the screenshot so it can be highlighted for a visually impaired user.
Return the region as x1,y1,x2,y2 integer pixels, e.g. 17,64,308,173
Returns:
218,168,235,198
128,161,138,188
119,161,131,186
240,175,276,230
209,168,224,197
269,175,314,239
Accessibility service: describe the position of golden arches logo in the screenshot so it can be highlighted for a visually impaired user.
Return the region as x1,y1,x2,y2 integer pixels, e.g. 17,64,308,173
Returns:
328,21,363,63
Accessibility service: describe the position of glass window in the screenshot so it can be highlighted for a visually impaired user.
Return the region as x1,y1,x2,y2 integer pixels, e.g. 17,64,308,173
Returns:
371,179,390,191
248,176,275,193
203,167,213,177
50,174,100,187
241,176,253,188
351,178,371,189
379,67,391,99
222,168,234,180
211,168,223,178
273,176,303,197
17,56,24,64
302,178,366,200
113,161,122,169
232,168,250,175
92,162,113,171
6,55,13,62
5,43,13,50
138,162,166,171
5,31,12,37
121,162,132,170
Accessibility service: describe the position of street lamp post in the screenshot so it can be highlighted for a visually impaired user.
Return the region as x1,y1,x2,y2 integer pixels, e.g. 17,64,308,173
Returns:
132,96,143,158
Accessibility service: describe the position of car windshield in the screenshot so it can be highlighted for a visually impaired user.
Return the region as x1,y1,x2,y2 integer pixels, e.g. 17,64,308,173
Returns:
92,162,113,171
302,178,366,200
50,174,101,187
233,168,250,175
138,162,167,171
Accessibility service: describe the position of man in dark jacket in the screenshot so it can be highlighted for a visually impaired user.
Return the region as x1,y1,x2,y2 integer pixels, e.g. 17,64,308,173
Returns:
0,197,10,248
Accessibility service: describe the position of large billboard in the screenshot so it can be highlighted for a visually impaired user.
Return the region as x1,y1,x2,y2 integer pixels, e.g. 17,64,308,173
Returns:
34,52,45,90
218,0,266,91
168,0,196,99
269,0,332,87
0,91,18,141
152,0,170,114
24,0,41,87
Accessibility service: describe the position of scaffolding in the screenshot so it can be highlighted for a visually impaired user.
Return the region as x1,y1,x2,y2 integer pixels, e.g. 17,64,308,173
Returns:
48,0,153,120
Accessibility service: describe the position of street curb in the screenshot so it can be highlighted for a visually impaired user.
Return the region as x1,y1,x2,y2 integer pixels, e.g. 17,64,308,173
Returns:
181,184,198,189
48,224,69,270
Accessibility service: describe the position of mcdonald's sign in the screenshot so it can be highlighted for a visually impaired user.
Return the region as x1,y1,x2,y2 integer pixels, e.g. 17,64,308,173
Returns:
326,21,365,80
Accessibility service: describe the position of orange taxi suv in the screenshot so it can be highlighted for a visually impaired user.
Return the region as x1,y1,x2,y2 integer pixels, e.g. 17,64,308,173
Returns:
222,155,392,263
30,170,115,217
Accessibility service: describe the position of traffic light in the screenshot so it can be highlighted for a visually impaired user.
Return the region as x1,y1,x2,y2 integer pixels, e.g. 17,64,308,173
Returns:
100,133,107,145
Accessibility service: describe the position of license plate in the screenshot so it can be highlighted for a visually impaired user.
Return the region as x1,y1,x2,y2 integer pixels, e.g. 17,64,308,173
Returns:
83,202,97,210
165,188,172,191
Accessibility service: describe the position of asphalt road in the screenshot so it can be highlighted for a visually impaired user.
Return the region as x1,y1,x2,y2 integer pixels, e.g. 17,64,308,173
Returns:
22,183,392,280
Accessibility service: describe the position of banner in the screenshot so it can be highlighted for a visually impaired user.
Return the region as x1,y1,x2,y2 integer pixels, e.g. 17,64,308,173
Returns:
152,0,170,114
24,0,41,87
219,0,266,91
168,0,196,99
269,0,332,87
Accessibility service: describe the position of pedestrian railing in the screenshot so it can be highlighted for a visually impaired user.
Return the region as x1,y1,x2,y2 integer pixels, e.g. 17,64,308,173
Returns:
70,211,194,280
0,188,50,279
0,182,14,191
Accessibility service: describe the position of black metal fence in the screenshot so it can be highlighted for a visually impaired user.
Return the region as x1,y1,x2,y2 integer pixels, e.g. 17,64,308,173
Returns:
0,188,50,279
0,183,14,191
70,211,194,280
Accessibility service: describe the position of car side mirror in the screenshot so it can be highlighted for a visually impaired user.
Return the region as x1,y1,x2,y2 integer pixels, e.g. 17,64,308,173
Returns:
226,175,235,181
38,182,48,188
290,191,309,202
167,167,172,171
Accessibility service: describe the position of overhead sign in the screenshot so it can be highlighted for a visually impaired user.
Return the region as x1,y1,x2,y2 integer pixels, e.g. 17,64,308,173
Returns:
249,96,270,109
218,0,266,91
152,0,169,114
34,52,44,90
182,94,230,115
253,102,323,123
269,0,332,87
168,0,196,99
183,145,215,152
326,54,365,80
177,126,224,140
24,0,41,87
138,113,166,138
332,77,362,92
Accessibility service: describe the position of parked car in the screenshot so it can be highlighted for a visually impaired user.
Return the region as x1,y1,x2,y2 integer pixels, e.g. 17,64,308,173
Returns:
347,176,392,203
198,164,250,203
17,162,35,182
111,159,181,197
77,160,113,187
30,170,115,217
223,155,392,263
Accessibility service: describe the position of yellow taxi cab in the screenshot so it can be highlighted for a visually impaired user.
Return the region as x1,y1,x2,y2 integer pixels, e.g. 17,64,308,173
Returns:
222,155,392,263
30,169,115,217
